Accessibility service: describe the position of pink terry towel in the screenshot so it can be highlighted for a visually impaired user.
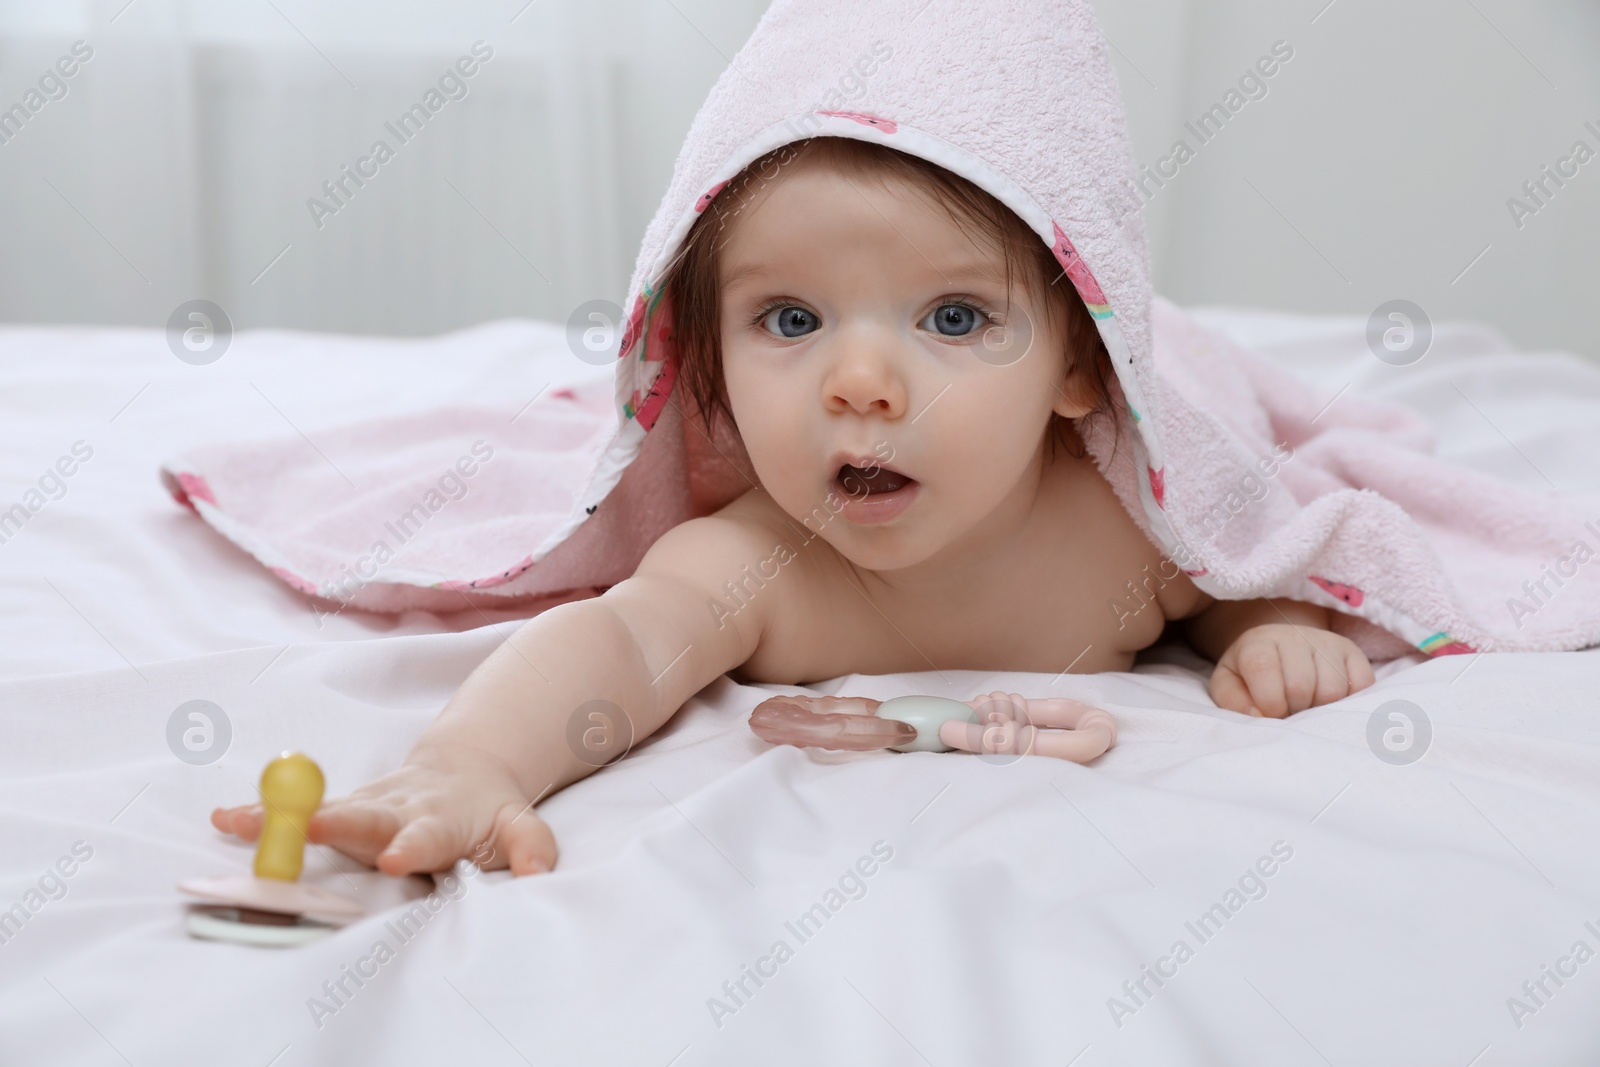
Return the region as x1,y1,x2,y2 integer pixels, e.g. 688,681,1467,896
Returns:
162,0,1600,659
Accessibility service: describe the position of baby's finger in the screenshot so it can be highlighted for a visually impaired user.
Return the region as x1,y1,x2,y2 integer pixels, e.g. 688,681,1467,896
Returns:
1312,643,1352,707
376,814,463,877
1235,641,1290,717
1207,662,1261,716
1277,638,1318,714
489,800,558,877
309,803,404,868
1346,646,1377,694
210,803,264,841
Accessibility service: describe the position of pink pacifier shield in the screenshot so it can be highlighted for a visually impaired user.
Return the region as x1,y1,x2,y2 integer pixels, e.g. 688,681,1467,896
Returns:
178,873,364,925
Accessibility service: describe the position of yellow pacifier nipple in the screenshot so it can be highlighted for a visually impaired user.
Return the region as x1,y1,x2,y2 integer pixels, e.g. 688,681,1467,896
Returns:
253,752,325,882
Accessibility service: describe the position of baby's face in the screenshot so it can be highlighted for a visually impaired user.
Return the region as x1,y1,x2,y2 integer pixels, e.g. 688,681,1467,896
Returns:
716,157,1095,572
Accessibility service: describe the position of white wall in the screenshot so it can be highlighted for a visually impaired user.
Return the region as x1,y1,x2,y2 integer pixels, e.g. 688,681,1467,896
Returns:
0,0,770,336
1097,0,1600,361
0,0,1595,361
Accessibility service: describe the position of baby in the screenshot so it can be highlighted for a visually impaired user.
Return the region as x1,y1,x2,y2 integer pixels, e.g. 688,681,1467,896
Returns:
213,136,1375,876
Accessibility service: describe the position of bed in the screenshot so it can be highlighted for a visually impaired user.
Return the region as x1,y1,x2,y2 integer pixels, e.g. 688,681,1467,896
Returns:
3,308,1598,1065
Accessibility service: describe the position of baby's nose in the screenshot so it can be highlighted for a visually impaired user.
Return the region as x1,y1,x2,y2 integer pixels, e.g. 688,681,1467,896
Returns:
821,343,907,418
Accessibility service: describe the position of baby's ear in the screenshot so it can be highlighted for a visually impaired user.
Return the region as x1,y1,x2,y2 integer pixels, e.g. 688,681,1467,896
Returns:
1051,370,1097,419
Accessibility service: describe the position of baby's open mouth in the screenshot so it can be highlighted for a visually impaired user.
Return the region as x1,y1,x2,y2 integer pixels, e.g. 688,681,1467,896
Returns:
836,463,916,497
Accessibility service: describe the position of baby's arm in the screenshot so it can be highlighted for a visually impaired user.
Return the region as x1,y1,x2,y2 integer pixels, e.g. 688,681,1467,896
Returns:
1183,596,1375,717
211,512,778,876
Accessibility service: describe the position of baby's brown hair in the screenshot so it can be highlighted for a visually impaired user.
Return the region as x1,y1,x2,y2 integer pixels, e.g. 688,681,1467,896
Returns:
655,136,1116,460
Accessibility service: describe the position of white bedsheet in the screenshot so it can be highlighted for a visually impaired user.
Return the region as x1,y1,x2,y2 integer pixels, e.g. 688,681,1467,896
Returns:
3,310,1599,1066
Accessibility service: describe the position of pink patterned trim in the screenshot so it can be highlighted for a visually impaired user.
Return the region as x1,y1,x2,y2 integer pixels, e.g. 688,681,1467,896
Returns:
1049,221,1109,306
1308,575,1365,608
695,180,731,213
816,110,898,134
173,472,217,509
632,357,678,433
434,554,536,591
268,566,319,595
618,291,649,363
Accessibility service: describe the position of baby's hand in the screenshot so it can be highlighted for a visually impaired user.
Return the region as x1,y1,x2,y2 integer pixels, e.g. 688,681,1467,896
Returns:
210,743,556,877
1208,624,1375,718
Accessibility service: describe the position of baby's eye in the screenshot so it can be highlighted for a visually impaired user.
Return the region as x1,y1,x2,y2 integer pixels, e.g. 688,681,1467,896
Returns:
921,301,989,339
755,304,819,339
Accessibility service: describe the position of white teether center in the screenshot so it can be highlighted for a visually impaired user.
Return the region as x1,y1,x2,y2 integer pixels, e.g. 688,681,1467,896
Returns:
874,695,978,752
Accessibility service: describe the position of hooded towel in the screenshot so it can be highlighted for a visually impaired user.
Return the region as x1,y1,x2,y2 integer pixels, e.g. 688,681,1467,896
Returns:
161,0,1600,660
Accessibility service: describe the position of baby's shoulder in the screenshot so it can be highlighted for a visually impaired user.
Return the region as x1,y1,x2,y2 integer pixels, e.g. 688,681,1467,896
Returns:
640,489,796,556
639,487,811,574
624,487,842,676
1055,455,1211,626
